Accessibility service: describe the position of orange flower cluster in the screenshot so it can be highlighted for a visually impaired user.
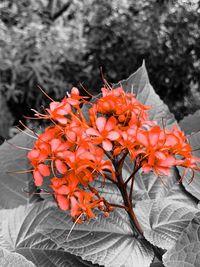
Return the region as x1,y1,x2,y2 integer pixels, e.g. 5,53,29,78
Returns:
28,86,200,223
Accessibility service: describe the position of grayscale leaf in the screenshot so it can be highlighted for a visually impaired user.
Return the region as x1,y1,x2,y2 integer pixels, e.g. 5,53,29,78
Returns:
36,202,154,267
179,110,200,135
0,132,38,209
0,247,35,267
163,213,200,267
134,198,198,250
178,132,200,201
0,201,101,267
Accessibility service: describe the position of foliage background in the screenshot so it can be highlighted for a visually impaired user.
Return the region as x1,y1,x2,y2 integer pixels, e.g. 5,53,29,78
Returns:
1,0,200,138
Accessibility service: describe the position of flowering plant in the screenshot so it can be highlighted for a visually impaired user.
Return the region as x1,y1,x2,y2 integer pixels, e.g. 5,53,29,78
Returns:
1,63,200,267
28,77,200,227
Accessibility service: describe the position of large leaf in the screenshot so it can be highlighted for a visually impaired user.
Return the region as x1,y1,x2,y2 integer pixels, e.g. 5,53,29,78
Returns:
115,61,176,128
179,110,200,135
177,132,200,201
0,201,100,267
134,198,198,250
133,168,198,251
0,132,39,209
132,167,197,205
0,247,35,267
163,213,200,267
37,202,154,267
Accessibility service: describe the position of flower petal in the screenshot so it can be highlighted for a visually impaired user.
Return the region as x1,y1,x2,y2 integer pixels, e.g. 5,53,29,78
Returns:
105,116,117,131
56,185,70,195
96,117,106,132
49,102,60,111
27,149,40,160
107,131,120,141
149,126,160,147
137,132,148,147
155,151,166,160
50,139,62,152
56,194,69,211
55,159,68,174
165,134,178,147
86,128,101,137
38,164,50,176
102,140,112,151
33,170,43,186
159,156,176,167
56,117,68,124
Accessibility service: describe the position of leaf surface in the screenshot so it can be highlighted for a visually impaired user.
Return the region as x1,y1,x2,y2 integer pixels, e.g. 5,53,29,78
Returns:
177,132,200,201
133,167,197,204
134,197,198,250
163,213,200,267
0,247,35,267
0,132,38,209
133,167,198,251
0,201,100,267
179,110,200,135
37,202,154,267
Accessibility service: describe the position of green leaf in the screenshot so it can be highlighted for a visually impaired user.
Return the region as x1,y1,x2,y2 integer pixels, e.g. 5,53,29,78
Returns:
0,247,35,267
163,213,200,267
115,61,176,128
0,132,39,209
177,132,200,201
179,110,200,135
36,202,154,267
134,197,198,250
0,201,100,267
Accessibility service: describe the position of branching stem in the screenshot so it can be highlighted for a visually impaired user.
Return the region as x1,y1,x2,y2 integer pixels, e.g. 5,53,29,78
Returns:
125,164,141,185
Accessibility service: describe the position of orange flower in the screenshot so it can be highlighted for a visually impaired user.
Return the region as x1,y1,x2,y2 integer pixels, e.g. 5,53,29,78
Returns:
86,116,120,151
136,126,176,175
27,83,200,224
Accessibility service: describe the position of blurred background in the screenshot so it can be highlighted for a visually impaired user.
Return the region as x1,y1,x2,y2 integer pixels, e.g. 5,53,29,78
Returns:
1,0,200,139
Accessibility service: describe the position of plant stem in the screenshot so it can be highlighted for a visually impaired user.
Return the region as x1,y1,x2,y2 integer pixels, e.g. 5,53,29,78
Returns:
125,164,141,185
113,159,143,238
112,158,164,262
106,202,128,211
118,179,144,238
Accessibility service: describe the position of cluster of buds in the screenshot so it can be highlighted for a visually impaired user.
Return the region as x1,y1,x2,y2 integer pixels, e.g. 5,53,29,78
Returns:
28,85,200,223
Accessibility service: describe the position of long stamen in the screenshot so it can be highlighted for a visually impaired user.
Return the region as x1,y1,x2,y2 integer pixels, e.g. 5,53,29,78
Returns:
6,140,32,150
19,120,39,137
23,116,45,120
67,213,84,241
79,83,95,98
22,188,53,195
100,67,112,90
31,109,48,118
51,160,57,178
7,169,34,174
15,126,38,140
37,85,55,102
